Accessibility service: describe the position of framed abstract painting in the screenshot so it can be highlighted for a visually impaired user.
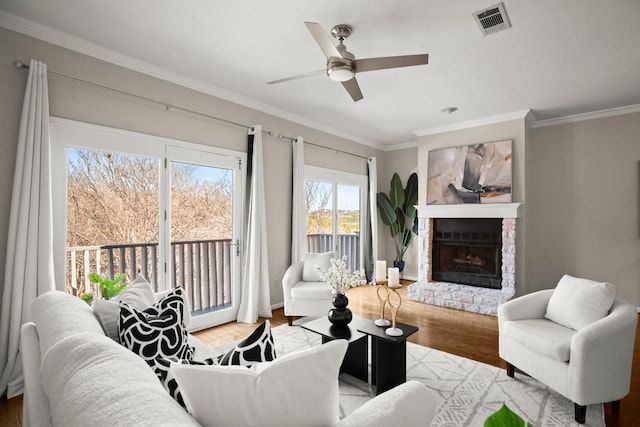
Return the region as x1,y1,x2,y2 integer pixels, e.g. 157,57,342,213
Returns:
427,139,512,204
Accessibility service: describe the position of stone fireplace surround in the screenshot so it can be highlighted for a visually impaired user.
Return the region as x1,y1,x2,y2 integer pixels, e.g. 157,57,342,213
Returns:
407,203,521,316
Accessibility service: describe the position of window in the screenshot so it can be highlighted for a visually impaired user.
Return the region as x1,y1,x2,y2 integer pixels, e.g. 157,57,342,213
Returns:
304,166,366,272
51,118,245,329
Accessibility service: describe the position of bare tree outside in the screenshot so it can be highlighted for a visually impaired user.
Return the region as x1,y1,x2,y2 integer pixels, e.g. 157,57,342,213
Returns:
304,180,332,234
66,147,233,300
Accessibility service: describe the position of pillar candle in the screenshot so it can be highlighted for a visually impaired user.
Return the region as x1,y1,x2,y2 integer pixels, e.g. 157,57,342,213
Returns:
375,260,387,281
388,267,400,287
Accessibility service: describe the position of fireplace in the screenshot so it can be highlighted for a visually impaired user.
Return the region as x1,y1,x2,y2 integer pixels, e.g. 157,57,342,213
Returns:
408,203,520,316
432,218,502,289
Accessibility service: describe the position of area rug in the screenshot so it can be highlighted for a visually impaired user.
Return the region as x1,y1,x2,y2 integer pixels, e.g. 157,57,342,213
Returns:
270,324,605,427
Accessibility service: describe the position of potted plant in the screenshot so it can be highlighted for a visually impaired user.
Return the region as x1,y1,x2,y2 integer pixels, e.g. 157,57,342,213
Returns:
81,273,127,304
377,172,418,272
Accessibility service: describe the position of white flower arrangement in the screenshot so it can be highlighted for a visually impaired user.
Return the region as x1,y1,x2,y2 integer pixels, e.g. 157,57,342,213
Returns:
315,255,365,295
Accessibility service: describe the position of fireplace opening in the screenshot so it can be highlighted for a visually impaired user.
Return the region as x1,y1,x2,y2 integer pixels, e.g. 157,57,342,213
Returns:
432,218,502,289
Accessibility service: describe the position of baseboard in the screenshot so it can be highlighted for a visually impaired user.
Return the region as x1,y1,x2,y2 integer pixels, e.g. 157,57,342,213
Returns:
271,301,284,310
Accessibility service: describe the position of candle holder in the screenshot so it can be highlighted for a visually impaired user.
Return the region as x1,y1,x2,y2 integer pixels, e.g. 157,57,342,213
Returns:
374,280,391,327
385,286,403,336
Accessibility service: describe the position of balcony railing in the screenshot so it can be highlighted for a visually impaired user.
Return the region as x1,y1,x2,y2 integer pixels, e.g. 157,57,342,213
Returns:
67,238,232,314
66,233,361,313
306,233,361,272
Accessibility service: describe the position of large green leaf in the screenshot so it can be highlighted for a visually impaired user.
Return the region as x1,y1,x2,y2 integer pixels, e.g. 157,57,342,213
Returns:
484,404,533,427
377,192,397,227
389,173,405,209
404,173,419,218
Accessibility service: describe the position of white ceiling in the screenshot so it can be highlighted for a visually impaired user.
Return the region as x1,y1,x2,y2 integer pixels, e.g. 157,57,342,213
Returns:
1,0,640,148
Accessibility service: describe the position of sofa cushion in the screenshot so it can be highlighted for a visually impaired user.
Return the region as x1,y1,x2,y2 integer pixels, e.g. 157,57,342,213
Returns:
119,288,194,364
41,332,198,426
302,251,333,282
545,274,616,331
503,318,575,362
290,281,333,300
32,290,105,357
171,339,348,427
93,274,157,340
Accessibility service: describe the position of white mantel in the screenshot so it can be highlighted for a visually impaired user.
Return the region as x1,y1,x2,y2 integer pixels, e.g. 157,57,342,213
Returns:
417,203,522,219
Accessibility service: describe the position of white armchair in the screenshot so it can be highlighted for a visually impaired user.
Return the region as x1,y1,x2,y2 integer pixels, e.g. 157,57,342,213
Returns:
282,252,334,326
498,275,638,424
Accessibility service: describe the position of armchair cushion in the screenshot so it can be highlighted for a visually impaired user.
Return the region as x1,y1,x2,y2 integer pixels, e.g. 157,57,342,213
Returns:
503,319,575,362
302,251,333,282
290,281,333,299
545,274,616,331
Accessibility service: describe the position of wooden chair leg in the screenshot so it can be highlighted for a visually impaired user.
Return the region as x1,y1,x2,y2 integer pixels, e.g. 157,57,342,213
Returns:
287,316,293,326
574,403,586,424
506,362,515,378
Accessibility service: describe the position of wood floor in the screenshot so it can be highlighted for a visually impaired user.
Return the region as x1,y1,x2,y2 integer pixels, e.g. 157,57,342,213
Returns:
1,284,639,426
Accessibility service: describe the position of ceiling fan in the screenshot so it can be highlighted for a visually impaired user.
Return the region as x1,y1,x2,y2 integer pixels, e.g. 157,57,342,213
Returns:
267,22,429,102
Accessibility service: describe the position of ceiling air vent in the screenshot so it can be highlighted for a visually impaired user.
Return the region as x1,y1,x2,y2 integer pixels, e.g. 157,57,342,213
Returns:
473,2,511,36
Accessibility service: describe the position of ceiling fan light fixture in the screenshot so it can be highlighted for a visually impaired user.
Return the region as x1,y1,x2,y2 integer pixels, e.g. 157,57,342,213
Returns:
328,65,355,82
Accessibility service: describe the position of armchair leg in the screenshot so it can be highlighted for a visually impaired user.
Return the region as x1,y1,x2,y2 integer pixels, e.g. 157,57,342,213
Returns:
506,362,515,378
574,403,586,424
611,400,620,413
287,316,293,326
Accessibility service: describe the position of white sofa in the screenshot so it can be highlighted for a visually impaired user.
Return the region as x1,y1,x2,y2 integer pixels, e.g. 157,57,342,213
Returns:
21,290,436,427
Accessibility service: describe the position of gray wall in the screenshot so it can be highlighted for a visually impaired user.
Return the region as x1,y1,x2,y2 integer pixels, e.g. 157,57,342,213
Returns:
413,114,640,307
0,28,382,307
527,112,640,305
378,147,420,280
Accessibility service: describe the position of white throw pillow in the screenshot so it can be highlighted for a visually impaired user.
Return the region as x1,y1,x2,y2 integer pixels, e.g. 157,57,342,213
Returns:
545,274,616,330
171,339,348,427
93,274,156,340
302,251,334,282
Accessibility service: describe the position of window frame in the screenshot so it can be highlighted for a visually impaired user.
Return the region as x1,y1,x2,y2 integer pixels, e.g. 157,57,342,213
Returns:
304,165,367,267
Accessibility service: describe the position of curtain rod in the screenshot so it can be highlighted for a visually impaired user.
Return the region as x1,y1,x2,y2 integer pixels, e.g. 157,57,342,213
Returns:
14,60,370,161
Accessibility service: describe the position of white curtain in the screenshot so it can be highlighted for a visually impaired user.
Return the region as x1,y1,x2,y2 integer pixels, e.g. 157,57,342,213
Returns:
291,137,306,264
363,157,378,281
0,59,55,398
237,125,272,323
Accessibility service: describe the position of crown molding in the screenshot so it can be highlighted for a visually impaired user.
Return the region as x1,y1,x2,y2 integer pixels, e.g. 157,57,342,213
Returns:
413,109,532,137
0,10,382,150
381,139,418,152
532,104,640,128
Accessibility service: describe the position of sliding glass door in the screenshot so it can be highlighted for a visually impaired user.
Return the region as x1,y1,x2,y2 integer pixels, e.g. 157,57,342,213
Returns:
51,119,245,330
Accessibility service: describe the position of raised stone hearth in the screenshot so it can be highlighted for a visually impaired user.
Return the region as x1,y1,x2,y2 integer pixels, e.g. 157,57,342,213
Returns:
408,204,520,316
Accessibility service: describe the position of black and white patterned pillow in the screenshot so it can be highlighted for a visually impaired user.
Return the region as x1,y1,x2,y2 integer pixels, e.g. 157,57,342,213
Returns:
217,320,276,366
119,288,193,365
152,320,276,409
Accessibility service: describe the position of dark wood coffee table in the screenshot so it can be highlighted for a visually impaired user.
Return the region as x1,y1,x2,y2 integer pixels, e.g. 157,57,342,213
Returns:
300,316,369,383
358,321,418,395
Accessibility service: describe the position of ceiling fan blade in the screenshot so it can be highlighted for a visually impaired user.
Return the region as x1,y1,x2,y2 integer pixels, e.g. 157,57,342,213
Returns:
304,22,342,59
267,69,326,85
354,54,429,73
341,78,363,102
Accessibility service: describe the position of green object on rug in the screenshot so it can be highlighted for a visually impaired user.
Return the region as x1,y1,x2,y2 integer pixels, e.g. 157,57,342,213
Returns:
485,404,533,427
